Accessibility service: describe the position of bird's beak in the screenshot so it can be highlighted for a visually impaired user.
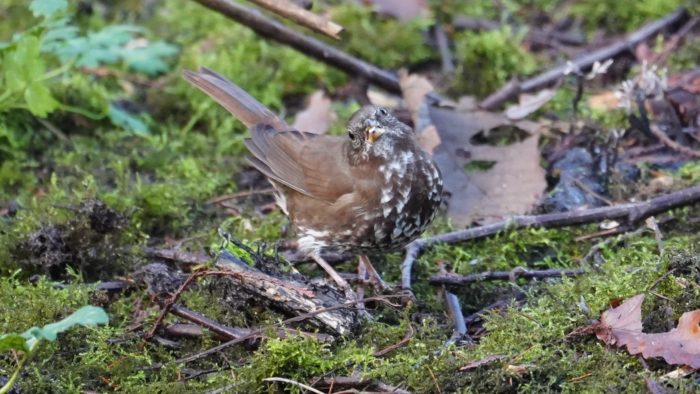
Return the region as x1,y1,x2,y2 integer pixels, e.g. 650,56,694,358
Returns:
366,126,385,144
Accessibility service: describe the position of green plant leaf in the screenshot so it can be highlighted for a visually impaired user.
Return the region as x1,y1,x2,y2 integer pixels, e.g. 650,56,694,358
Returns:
108,105,149,135
0,334,29,353
21,306,108,351
29,0,68,17
121,41,179,75
24,81,58,117
4,35,45,92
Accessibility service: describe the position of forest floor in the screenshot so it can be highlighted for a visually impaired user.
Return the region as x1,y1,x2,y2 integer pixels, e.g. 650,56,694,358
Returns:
2,0,700,392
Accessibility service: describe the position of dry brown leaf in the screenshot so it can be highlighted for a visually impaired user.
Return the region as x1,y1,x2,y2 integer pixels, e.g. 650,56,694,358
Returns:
399,72,546,225
505,89,556,120
596,294,700,368
292,90,334,135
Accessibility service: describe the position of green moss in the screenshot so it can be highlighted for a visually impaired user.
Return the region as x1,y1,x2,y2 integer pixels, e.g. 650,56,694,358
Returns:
571,0,685,33
452,27,538,97
330,4,434,70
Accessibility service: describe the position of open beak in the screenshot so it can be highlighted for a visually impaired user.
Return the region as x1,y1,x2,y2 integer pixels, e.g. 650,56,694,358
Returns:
366,126,385,144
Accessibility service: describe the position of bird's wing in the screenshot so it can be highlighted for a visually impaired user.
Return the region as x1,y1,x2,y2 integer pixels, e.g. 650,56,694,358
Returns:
245,124,357,202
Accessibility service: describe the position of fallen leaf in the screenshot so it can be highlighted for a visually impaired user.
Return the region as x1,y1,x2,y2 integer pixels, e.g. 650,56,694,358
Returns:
596,294,700,368
400,72,546,225
505,89,556,120
292,90,335,135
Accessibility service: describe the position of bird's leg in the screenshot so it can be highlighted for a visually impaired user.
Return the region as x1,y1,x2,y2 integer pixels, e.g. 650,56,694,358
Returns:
359,255,389,292
311,253,357,300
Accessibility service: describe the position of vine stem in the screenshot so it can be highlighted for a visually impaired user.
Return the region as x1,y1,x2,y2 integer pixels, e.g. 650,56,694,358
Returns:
0,351,31,394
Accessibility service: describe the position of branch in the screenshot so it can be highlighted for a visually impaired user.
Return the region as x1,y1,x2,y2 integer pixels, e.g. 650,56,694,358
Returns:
402,185,700,289
192,0,402,93
479,7,689,109
430,267,585,286
246,0,343,39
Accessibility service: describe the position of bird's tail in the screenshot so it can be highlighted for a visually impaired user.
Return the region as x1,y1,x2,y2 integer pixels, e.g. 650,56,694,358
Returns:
183,67,288,131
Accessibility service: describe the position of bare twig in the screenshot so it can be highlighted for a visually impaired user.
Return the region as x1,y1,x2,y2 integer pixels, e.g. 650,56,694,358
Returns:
652,15,700,65
580,226,646,264
402,185,700,289
314,376,410,394
207,187,275,204
169,304,333,342
192,0,402,93
373,324,414,357
434,24,454,74
649,124,700,158
479,7,689,109
430,267,585,286
263,377,324,394
246,0,343,39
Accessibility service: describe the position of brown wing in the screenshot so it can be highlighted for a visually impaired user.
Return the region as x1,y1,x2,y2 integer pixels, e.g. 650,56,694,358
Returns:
245,124,356,202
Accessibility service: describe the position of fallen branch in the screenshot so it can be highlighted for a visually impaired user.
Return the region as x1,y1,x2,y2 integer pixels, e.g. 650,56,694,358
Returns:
402,185,700,289
479,7,689,109
430,267,585,286
169,304,333,342
246,0,343,39
313,376,410,394
192,0,402,93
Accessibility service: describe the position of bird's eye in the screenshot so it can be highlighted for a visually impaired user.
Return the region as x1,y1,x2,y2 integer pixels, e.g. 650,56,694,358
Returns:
378,108,388,116
348,131,355,141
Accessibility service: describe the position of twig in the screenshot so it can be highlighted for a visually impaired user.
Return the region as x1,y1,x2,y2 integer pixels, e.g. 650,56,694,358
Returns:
649,124,700,158
149,294,404,370
263,377,324,394
246,0,343,39
146,268,314,339
314,376,410,394
652,15,700,65
434,24,454,74
203,382,242,394
401,185,700,289
479,7,689,109
580,227,646,264
207,187,275,204
437,261,467,339
192,0,402,93
373,324,414,357
169,304,333,342
430,267,585,286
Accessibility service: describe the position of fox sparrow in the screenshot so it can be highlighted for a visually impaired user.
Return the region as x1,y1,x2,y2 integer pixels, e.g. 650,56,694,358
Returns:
184,68,442,292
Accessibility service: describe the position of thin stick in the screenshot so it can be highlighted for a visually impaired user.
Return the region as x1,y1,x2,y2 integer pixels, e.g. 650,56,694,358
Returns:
402,185,700,289
246,0,343,39
430,267,585,286
192,0,402,93
373,324,414,357
263,377,324,394
479,7,689,109
649,124,700,158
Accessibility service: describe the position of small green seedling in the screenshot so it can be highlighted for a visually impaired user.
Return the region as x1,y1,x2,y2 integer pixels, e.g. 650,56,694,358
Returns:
0,305,108,394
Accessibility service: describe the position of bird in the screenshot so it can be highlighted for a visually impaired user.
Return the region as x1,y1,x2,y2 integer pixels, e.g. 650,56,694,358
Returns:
184,67,442,296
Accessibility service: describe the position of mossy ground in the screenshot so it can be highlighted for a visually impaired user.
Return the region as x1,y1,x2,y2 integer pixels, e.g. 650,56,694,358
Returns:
1,0,700,392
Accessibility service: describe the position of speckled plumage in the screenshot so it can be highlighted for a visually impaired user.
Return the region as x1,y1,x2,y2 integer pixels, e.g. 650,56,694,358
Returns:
245,106,443,257
183,67,443,261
